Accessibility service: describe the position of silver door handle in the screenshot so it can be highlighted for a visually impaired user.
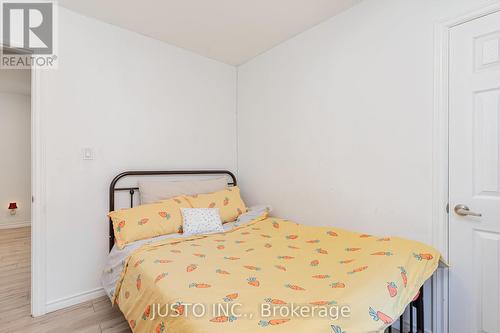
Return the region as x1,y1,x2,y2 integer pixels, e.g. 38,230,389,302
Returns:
454,204,482,217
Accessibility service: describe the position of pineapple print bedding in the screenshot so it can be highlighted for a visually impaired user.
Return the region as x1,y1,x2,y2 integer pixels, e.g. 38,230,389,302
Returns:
113,217,440,333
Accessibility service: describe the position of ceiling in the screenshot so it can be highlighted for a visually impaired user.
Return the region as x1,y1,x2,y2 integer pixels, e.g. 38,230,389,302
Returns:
58,0,361,66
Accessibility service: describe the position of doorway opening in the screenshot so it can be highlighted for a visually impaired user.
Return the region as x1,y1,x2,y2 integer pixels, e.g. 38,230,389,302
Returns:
0,65,32,318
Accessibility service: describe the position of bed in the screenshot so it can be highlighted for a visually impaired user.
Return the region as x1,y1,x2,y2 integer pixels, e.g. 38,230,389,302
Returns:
103,170,440,333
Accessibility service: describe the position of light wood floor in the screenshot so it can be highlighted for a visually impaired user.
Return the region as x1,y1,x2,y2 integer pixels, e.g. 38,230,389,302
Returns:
0,227,131,333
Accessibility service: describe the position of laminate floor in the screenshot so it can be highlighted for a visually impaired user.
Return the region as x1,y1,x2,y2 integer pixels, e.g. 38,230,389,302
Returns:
0,227,130,333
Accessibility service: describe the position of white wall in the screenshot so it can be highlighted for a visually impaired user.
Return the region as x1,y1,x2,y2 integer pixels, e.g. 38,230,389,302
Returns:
237,2,500,331
238,0,500,244
0,69,31,95
0,70,31,229
40,7,237,308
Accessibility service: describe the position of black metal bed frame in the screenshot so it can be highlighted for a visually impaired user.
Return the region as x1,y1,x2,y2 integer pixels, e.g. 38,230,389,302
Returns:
108,170,425,333
109,170,237,251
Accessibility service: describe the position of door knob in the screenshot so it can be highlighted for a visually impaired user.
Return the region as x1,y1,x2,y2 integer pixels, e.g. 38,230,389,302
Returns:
454,204,482,217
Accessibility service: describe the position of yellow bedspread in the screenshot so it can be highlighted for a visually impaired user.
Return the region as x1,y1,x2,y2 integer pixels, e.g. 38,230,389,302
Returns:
113,217,440,333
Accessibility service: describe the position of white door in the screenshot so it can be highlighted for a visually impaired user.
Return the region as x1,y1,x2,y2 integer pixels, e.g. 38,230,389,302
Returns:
449,10,500,333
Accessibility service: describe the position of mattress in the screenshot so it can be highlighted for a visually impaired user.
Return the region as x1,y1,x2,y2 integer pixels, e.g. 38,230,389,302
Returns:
109,216,440,333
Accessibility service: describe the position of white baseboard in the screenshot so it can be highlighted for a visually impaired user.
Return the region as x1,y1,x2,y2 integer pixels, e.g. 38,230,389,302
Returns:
45,287,106,314
0,221,31,229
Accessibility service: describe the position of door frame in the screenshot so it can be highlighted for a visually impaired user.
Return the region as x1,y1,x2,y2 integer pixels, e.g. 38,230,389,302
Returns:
432,3,500,332
30,63,46,317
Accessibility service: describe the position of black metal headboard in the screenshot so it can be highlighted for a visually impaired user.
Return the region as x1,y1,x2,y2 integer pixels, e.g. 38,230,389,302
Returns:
109,170,237,251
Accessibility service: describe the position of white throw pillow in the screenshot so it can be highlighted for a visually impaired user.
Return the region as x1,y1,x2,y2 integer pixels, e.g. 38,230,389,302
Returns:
181,208,224,236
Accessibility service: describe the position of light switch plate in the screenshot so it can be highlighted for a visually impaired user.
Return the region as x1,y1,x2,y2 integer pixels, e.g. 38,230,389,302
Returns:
82,147,95,160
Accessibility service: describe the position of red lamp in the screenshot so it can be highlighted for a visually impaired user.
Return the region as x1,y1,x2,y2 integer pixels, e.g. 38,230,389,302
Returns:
8,202,17,215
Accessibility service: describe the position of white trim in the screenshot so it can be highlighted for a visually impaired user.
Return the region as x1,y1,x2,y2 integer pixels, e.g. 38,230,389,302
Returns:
235,68,239,177
0,221,31,229
432,3,500,332
31,65,47,317
45,288,106,313
432,16,451,333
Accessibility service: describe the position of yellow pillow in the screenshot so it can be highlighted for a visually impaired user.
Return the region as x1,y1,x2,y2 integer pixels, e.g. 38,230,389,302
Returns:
184,186,247,223
108,196,191,249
